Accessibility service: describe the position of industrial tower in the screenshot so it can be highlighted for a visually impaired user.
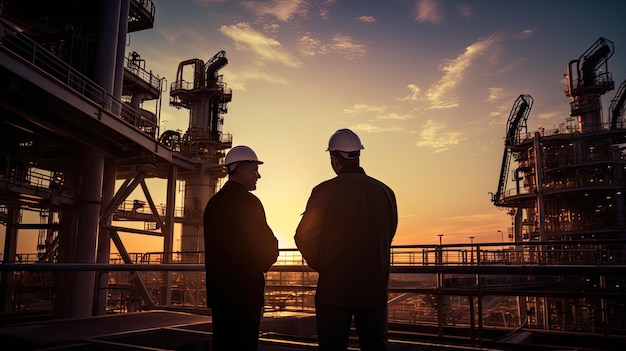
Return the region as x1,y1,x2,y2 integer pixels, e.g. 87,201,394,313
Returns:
493,37,626,249
0,0,231,319
167,51,232,259
492,37,626,331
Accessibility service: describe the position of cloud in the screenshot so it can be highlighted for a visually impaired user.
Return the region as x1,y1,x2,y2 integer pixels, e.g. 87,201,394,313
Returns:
220,22,301,67
156,27,209,48
515,28,536,39
415,0,443,24
343,104,410,120
325,34,367,59
536,110,561,120
357,16,376,23
378,112,412,121
241,0,309,22
225,70,290,91
484,87,504,103
343,104,386,116
415,119,464,152
351,123,403,133
426,34,501,109
297,34,321,57
341,104,411,132
318,0,336,20
297,33,367,60
396,84,421,102
494,57,527,74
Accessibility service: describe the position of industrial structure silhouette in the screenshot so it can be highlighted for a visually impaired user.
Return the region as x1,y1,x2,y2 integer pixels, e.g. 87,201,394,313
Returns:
0,1,625,350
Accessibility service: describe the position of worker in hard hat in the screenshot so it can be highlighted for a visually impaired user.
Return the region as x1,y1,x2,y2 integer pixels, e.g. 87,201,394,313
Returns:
295,129,398,351
203,145,279,351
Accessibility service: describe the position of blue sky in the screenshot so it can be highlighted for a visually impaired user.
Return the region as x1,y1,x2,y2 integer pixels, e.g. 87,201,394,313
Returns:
117,0,626,250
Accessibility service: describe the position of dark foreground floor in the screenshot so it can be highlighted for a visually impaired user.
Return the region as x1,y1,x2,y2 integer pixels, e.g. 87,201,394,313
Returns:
0,310,623,351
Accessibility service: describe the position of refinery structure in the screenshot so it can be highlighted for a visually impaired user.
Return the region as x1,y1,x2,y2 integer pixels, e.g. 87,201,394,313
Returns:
493,37,626,248
0,0,230,318
0,1,625,350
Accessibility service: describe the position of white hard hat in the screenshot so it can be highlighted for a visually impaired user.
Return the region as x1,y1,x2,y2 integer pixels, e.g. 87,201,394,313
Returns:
224,146,263,171
327,129,364,159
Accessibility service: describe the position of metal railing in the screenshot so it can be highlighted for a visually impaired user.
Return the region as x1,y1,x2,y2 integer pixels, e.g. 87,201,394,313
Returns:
0,18,157,138
1,241,625,345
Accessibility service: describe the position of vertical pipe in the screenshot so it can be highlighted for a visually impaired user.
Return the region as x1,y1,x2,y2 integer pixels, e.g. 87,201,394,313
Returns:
476,245,483,347
94,158,117,315
161,165,178,306
71,148,104,317
93,0,121,93
0,208,20,313
534,132,546,261
72,0,119,317
613,162,625,239
113,0,130,100
55,205,78,318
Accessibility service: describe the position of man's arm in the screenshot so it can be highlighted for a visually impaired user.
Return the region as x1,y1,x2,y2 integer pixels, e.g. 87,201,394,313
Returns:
294,196,324,271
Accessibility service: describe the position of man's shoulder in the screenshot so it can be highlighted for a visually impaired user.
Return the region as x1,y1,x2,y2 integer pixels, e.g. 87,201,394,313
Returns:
370,176,394,191
312,177,337,191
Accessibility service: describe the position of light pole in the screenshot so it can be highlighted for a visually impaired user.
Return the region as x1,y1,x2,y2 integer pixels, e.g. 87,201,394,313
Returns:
498,230,504,244
469,236,474,245
436,234,444,265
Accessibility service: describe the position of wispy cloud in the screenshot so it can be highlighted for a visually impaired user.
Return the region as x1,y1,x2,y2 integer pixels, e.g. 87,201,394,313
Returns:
537,111,561,120
494,57,527,74
220,22,301,67
484,87,504,103
396,84,421,102
157,27,209,47
415,0,443,24
415,119,464,152
297,33,366,60
515,28,536,39
324,34,367,59
343,104,386,116
378,112,412,120
357,16,376,23
351,123,403,133
225,71,290,91
241,0,309,22
318,0,336,20
341,104,411,133
426,34,501,109
343,104,410,120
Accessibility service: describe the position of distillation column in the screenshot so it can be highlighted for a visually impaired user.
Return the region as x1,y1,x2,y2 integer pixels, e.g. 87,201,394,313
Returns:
169,52,232,260
566,38,614,132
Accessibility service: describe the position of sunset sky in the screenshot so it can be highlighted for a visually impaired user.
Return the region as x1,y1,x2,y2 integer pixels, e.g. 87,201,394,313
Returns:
121,0,626,251
5,0,626,254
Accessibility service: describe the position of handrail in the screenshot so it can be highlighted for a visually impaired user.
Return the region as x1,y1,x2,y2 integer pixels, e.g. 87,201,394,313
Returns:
2,244,624,340
0,19,155,138
125,55,162,92
1,263,624,275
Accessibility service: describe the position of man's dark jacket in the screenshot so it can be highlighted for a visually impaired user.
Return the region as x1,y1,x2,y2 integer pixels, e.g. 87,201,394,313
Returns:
294,165,398,308
203,180,279,308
